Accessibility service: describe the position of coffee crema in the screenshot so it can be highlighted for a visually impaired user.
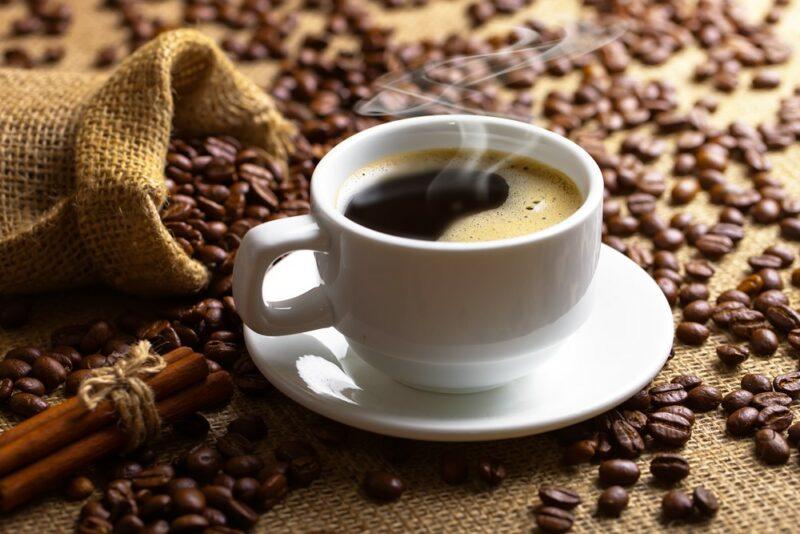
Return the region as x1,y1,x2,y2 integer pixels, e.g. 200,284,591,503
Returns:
339,148,582,242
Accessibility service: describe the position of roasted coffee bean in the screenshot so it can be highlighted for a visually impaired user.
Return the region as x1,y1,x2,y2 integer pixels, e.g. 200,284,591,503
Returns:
184,445,222,480
538,486,580,509
684,260,715,281
682,301,712,324
742,374,772,393
14,376,45,396
686,385,721,412
66,476,95,501
679,284,709,306
752,391,792,409
223,498,259,528
671,375,701,390
757,270,783,291
738,274,765,296
754,290,788,314
132,464,174,490
649,383,687,406
224,455,264,478
598,459,639,486
757,405,793,431
217,432,255,457
476,457,506,486
647,412,692,446
611,419,644,458
362,470,405,502
696,233,733,259
5,347,41,365
675,322,709,345
717,344,749,366
561,439,597,465
173,413,211,439
789,329,800,350
597,486,628,517
787,422,800,445
227,415,268,441
535,505,574,532
0,358,31,381
171,487,206,515
623,410,649,431
0,378,13,401
774,372,800,398
722,389,755,414
717,290,751,306
764,305,800,334
657,405,695,425
8,392,47,417
650,454,690,483
727,407,760,436
750,328,779,356
440,450,468,485
693,486,719,518
662,489,693,520
754,428,790,464
29,355,66,391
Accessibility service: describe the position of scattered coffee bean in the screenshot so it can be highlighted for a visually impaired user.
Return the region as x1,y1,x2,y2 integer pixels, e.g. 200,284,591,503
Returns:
598,459,639,486
662,489,693,520
754,428,790,464
362,470,405,502
535,506,574,533
538,486,580,509
597,486,628,517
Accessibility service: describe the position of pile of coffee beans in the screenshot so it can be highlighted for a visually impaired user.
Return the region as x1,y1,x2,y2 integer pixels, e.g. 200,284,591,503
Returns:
76,414,319,533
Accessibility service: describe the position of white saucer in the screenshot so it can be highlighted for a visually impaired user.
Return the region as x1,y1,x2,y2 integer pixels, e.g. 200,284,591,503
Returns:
244,245,673,442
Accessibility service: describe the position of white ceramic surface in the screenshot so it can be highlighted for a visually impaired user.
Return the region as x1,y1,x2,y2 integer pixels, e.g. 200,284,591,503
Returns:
244,245,673,441
233,115,604,391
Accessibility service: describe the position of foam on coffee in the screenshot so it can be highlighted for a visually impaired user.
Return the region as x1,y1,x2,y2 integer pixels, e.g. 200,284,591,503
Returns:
339,148,582,243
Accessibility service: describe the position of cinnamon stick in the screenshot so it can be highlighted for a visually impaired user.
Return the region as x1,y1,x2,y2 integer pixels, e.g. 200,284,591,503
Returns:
0,370,234,512
0,346,193,449
0,348,206,477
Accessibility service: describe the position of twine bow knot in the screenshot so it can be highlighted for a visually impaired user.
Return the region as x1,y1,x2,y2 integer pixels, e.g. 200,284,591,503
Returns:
78,340,166,450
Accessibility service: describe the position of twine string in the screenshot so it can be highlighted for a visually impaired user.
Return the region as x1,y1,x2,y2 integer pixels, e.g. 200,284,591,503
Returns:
77,340,167,450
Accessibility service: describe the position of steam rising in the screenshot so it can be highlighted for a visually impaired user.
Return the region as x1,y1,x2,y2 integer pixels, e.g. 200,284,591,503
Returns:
355,22,626,120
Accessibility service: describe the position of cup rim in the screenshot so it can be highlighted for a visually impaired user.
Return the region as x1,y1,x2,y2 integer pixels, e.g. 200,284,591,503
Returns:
310,114,603,251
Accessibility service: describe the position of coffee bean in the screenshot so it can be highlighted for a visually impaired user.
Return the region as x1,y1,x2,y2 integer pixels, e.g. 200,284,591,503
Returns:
561,439,597,465
696,233,733,259
649,383,687,406
440,450,468,485
682,301,712,323
727,407,759,436
647,412,692,446
0,358,31,381
184,445,222,480
611,418,644,458
757,405,793,431
14,376,45,396
670,375,701,390
752,391,792,409
65,475,95,501
224,455,263,478
789,329,800,350
675,322,708,345
685,260,715,280
650,454,690,483
223,498,259,528
787,422,800,445
742,373,772,393
662,489,693,520
538,486,580,509
597,486,628,517
173,413,211,439
774,371,800,398
716,344,749,366
657,405,695,425
598,459,639,486
8,392,47,417
257,472,288,510
171,487,206,515
750,328,779,356
0,378,13,401
686,385,721,412
693,486,719,518
217,433,254,457
132,464,174,490
754,428,790,464
362,470,404,502
535,505,574,532
476,457,506,486
754,290,788,314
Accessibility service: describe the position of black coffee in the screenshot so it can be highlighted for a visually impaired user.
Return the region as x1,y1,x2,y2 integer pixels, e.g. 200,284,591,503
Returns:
344,168,509,240
341,148,581,242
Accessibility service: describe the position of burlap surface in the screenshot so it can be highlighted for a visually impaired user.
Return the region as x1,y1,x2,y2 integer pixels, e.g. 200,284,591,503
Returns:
2,0,800,532
0,29,293,297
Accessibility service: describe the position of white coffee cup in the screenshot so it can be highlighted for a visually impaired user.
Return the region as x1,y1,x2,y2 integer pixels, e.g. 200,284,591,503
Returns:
233,115,603,392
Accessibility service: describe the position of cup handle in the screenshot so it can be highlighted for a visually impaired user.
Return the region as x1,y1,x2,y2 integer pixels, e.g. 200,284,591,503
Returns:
232,214,333,336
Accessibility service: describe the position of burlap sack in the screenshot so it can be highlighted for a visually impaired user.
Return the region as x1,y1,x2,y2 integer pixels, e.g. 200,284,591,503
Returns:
0,29,294,297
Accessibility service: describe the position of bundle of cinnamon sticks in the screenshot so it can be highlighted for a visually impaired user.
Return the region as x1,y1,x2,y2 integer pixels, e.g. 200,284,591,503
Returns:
0,346,233,512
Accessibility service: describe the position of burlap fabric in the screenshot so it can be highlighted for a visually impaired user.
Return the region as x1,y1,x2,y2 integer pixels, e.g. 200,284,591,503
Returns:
2,0,800,532
0,29,294,297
